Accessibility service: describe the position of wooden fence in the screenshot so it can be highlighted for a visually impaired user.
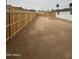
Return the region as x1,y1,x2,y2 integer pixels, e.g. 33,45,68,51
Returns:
37,12,56,17
6,10,37,41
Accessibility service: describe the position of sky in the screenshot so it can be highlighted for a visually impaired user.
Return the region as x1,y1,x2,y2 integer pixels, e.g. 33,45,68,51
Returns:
7,0,72,11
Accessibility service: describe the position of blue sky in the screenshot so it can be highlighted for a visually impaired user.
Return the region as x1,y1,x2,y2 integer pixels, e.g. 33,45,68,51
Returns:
7,0,72,10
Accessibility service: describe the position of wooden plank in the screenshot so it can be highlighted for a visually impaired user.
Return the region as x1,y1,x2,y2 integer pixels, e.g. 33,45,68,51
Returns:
7,10,33,14
6,23,27,41
6,19,25,27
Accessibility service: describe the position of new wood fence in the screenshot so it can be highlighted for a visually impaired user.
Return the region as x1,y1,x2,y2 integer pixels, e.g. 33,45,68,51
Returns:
6,10,37,41
37,12,56,17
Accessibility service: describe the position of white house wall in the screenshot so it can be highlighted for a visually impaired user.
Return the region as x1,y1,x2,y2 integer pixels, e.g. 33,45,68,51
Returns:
56,11,72,21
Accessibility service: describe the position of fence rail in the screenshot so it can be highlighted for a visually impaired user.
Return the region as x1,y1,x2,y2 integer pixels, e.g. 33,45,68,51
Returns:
6,10,37,41
37,13,56,17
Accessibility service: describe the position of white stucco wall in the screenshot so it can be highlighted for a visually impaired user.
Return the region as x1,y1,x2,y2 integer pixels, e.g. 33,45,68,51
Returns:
56,11,72,21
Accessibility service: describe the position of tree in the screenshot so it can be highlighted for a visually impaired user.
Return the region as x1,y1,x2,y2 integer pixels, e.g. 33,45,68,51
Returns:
56,4,59,15
69,3,72,8
56,4,59,9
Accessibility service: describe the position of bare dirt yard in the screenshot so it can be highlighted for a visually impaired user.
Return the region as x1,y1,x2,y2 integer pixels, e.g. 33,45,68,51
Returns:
7,16,72,59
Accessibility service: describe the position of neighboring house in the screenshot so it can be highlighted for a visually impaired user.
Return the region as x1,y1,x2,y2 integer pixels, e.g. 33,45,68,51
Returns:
55,8,72,21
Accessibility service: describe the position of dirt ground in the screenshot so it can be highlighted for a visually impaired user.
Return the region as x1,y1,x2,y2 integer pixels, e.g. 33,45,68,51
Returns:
6,16,72,59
